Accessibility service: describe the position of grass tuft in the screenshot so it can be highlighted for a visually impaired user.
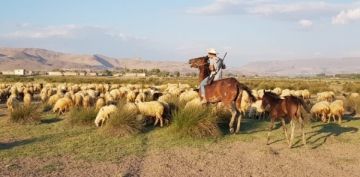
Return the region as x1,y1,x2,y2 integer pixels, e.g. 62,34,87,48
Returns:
101,102,144,137
171,106,222,138
67,107,98,126
9,105,41,124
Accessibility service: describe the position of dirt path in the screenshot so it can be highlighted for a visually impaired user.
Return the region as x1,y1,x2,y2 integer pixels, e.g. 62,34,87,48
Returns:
1,138,359,177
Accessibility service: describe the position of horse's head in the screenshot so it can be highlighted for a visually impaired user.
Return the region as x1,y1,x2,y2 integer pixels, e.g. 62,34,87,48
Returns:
261,91,280,111
188,56,209,68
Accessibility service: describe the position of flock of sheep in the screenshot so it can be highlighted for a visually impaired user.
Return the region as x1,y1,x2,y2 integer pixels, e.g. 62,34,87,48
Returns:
0,82,356,129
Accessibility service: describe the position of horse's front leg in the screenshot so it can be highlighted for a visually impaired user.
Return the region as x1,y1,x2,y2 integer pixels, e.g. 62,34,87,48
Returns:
281,118,290,145
229,102,237,133
267,117,275,145
299,116,307,146
235,111,243,133
289,119,296,148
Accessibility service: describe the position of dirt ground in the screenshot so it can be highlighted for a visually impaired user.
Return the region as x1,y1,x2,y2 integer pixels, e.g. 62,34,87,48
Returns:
1,140,360,177
1,104,360,177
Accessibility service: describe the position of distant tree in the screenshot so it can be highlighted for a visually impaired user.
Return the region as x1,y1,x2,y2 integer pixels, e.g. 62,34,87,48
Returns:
104,70,113,76
174,71,180,77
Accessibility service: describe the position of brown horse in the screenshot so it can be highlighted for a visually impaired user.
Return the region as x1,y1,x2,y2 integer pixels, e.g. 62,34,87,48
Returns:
261,91,309,148
189,56,256,133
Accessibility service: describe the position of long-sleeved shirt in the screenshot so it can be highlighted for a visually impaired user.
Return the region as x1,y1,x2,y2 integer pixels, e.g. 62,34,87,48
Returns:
209,56,223,81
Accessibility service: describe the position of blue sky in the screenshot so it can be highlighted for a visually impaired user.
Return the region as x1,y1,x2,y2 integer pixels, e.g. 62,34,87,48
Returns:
1,0,360,66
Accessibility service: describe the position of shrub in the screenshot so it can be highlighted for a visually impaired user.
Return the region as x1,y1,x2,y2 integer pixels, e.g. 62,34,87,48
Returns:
101,103,144,137
67,107,98,126
171,106,222,138
9,105,41,124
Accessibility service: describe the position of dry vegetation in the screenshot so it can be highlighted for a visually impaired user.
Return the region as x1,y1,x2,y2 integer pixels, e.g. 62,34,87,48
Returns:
1,76,360,176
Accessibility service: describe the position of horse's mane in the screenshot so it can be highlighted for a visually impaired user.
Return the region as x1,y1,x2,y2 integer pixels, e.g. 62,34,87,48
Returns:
264,91,281,101
192,56,209,60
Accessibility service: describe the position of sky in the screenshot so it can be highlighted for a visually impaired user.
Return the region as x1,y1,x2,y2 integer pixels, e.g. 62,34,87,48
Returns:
0,0,360,66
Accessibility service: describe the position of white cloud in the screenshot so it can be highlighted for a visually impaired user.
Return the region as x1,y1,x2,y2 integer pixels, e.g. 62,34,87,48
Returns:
1,24,147,42
106,32,147,41
298,19,313,28
3,24,80,39
332,8,360,25
248,1,344,16
188,0,349,17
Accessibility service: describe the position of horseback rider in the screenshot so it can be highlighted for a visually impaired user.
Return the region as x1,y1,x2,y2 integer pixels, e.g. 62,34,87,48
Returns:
200,48,225,103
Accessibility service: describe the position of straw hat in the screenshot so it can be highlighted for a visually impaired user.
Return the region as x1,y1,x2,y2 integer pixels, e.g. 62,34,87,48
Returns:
207,48,218,55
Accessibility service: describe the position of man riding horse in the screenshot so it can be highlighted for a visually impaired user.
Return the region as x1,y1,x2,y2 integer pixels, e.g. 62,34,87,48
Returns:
189,49,255,133
200,48,225,104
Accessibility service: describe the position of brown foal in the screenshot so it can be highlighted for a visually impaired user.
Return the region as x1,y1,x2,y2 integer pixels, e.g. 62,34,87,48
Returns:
261,91,309,148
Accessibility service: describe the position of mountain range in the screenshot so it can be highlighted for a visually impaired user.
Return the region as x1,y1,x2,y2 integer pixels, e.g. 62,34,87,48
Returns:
1,47,359,76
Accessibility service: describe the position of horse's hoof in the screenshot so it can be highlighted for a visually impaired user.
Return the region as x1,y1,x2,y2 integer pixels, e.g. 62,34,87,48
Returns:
229,128,235,134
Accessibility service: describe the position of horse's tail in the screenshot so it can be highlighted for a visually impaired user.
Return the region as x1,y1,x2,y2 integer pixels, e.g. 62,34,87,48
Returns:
238,83,256,103
235,82,256,110
297,96,310,113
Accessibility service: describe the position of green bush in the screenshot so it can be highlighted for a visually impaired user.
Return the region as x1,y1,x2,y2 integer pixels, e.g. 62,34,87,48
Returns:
171,106,222,138
67,107,98,126
10,105,41,124
101,103,144,137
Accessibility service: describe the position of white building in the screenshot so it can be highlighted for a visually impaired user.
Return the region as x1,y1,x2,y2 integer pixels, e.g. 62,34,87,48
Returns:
1,71,15,75
124,73,146,77
63,72,78,76
48,71,63,76
87,72,98,76
14,69,25,75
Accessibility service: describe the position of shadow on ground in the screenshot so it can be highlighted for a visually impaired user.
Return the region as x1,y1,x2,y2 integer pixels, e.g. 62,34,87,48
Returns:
306,123,358,149
0,138,40,150
41,118,62,124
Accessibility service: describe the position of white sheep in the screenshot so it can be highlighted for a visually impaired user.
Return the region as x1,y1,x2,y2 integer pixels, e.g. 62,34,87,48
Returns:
74,93,83,107
94,105,118,127
328,100,344,124
53,97,74,115
7,95,20,113
301,89,311,99
272,87,282,95
184,97,202,110
23,93,32,107
135,92,147,102
317,91,335,102
179,90,199,103
126,90,137,103
248,100,266,119
310,101,330,122
82,94,94,109
48,93,63,106
135,101,165,127
95,97,106,110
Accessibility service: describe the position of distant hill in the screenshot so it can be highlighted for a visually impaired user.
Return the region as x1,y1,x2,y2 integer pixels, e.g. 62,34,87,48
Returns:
1,47,360,76
0,48,196,73
238,58,360,76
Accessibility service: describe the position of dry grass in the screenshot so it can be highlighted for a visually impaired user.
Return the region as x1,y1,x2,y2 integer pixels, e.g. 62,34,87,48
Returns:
171,106,222,138
100,103,144,137
67,107,98,126
9,105,41,124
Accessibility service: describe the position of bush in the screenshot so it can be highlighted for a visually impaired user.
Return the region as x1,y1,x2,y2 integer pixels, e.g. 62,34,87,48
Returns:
101,103,144,137
171,106,222,138
67,107,98,126
10,105,41,124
